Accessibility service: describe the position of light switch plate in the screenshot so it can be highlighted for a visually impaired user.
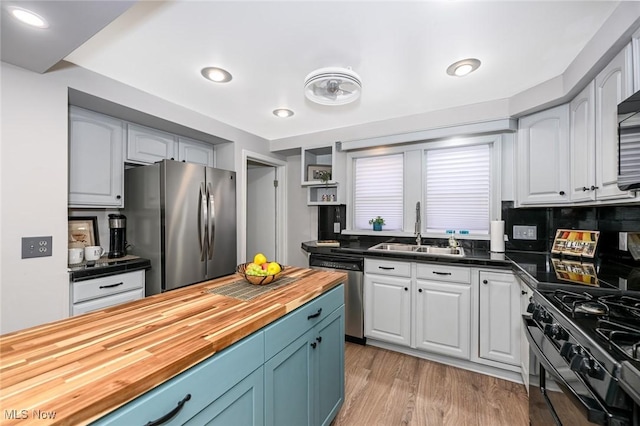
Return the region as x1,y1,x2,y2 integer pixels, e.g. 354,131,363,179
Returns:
513,225,537,240
22,236,52,258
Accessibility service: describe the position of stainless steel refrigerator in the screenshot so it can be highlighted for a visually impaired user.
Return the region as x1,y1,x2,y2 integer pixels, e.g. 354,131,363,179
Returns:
124,160,237,295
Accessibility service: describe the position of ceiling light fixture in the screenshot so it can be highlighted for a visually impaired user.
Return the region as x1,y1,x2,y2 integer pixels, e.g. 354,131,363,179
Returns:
446,58,481,77
201,67,232,83
8,6,49,28
304,67,362,106
273,108,294,118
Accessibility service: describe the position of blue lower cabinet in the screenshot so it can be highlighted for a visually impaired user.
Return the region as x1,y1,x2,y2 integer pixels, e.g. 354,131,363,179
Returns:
264,304,345,426
91,332,265,426
93,285,345,426
184,367,264,426
264,329,314,426
316,306,345,426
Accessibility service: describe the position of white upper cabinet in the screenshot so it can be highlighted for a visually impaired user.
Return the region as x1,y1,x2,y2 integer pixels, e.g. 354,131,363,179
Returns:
69,107,124,208
594,44,635,201
126,123,177,164
517,104,570,205
570,81,596,202
178,137,215,167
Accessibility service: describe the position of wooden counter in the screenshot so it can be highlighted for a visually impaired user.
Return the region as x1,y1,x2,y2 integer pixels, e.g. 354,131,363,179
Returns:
0,267,346,425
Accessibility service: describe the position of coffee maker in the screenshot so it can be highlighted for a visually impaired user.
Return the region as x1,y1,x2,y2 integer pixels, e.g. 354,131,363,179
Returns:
108,214,127,258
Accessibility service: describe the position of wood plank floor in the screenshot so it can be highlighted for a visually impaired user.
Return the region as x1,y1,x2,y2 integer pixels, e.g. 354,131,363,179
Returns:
332,342,529,426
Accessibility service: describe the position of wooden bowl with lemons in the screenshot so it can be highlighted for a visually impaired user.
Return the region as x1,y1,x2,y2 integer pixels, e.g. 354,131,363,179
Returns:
237,254,283,285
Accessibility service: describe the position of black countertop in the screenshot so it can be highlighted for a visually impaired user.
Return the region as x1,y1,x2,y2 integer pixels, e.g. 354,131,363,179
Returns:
302,240,640,292
68,256,151,282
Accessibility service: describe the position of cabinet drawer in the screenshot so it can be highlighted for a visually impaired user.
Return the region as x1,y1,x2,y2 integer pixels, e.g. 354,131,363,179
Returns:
264,284,343,360
364,259,411,277
416,264,470,283
73,270,144,303
92,332,264,426
72,288,144,316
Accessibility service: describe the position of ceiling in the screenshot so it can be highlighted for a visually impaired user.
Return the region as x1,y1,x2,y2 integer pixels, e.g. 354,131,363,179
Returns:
2,1,623,141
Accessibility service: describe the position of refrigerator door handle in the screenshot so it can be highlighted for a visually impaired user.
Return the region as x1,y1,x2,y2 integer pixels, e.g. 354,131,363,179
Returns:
207,182,215,260
199,182,207,261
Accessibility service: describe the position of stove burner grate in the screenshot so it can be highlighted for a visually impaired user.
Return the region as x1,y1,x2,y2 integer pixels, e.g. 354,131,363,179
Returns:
599,295,640,319
596,319,640,360
552,290,610,317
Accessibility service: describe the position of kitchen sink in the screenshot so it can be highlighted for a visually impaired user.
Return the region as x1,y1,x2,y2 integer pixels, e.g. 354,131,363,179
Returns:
414,246,464,256
368,243,419,252
368,243,465,257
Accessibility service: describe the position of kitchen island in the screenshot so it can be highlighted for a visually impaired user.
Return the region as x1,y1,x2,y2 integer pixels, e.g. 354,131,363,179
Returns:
0,267,347,425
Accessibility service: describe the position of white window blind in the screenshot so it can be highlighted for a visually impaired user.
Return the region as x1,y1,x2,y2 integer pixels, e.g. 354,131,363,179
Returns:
354,154,403,230
425,144,490,234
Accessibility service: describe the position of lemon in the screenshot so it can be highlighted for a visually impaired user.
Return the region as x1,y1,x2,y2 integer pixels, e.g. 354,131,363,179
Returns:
267,262,281,275
253,253,267,265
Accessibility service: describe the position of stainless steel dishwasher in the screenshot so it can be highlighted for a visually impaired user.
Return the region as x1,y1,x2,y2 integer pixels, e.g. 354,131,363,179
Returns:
309,253,365,344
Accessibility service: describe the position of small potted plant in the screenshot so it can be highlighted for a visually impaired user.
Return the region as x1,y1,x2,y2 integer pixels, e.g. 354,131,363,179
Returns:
317,170,331,185
369,216,385,231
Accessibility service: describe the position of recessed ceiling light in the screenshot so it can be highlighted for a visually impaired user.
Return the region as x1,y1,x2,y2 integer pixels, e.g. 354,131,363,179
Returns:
273,108,294,118
8,6,49,28
446,58,481,77
201,67,232,83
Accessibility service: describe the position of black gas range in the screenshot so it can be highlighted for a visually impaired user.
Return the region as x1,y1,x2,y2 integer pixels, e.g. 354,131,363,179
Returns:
511,252,640,425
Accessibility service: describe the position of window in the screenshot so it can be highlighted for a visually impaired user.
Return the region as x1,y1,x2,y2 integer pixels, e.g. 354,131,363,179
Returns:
353,154,403,230
424,144,491,234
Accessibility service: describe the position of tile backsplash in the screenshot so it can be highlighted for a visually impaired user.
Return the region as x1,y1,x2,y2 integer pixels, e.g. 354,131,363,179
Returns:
503,202,640,259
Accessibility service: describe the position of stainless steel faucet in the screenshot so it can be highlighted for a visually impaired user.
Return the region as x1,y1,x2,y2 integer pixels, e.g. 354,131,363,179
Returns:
415,201,421,246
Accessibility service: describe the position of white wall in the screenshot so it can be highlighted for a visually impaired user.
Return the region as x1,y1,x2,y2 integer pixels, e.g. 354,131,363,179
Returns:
246,165,276,261
0,61,283,333
285,155,316,268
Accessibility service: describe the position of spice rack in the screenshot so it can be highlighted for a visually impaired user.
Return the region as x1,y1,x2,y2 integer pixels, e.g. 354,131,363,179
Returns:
551,229,600,258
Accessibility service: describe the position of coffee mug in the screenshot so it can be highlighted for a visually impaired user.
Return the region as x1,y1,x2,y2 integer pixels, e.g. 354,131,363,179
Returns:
84,246,105,261
68,248,84,265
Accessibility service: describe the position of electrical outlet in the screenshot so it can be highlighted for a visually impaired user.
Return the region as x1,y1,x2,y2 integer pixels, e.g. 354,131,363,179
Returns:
22,236,52,259
513,225,537,240
619,232,628,251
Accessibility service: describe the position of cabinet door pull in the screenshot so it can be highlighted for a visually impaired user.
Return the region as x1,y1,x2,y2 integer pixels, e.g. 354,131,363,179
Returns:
404,287,408,291
378,266,395,270
145,393,191,426
559,191,565,196
116,195,122,200
590,185,599,191
418,288,423,293
307,308,322,320
521,290,527,295
310,342,317,349
582,187,589,191
432,271,451,276
316,336,322,343
99,282,124,289
483,280,488,284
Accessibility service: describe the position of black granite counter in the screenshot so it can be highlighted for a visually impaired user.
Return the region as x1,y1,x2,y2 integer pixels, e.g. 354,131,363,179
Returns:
302,239,640,292
302,240,512,269
68,256,151,282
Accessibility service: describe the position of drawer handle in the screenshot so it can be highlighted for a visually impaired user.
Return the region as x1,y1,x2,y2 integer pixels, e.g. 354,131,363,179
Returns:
145,393,191,426
432,271,451,276
307,308,322,320
99,282,124,289
378,266,395,270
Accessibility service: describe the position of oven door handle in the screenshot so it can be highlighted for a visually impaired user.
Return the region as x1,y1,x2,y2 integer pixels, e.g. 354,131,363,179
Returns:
522,316,609,425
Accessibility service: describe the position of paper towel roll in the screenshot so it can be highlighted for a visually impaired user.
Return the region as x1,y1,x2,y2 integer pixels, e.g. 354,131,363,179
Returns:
490,220,505,253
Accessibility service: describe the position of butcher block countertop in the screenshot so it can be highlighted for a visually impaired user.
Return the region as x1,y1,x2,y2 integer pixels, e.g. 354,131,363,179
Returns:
0,267,346,425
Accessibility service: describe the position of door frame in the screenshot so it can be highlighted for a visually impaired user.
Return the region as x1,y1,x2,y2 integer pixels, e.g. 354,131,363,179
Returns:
240,149,287,264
